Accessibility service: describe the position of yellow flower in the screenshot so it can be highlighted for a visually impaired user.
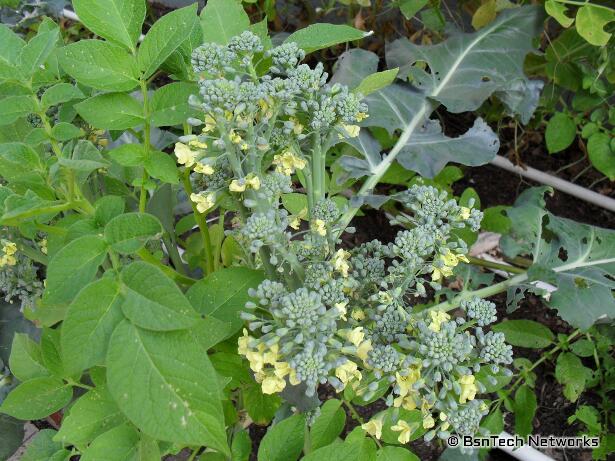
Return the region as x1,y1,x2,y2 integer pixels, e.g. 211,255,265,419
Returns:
229,179,247,192
423,414,435,429
460,207,471,219
261,373,286,394
340,124,360,138
240,142,249,151
39,239,47,255
347,327,365,347
245,348,266,373
393,395,418,411
272,151,306,175
189,140,207,149
335,360,362,386
194,162,214,175
273,361,291,379
332,249,351,277
361,418,382,439
174,142,197,167
356,339,372,362
2,241,17,256
190,192,215,214
311,219,326,236
245,173,260,190
290,117,304,135
458,374,478,403
431,264,454,282
395,367,421,397
428,310,450,332
335,301,348,320
356,111,369,122
202,115,217,133
351,309,366,321
229,130,242,144
0,255,16,267
391,420,416,444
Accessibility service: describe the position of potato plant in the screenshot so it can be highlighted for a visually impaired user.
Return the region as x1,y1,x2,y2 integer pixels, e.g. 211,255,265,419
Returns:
0,1,613,460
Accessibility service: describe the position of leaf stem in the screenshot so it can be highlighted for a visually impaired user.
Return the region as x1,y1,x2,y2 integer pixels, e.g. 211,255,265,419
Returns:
139,78,151,213
137,248,197,286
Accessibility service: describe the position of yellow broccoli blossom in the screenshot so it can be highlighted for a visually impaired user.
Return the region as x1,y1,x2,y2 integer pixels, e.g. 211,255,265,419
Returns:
361,418,383,439
230,174,261,192
290,117,304,135
338,124,360,139
458,374,478,404
272,151,306,175
335,301,348,320
189,140,207,149
194,162,214,175
174,142,198,167
190,192,215,214
202,115,216,133
39,239,47,255
395,367,421,397
0,240,17,267
261,373,286,394
460,207,471,219
351,309,366,321
238,329,251,356
332,249,351,277
229,130,243,144
391,420,416,444
356,111,369,122
393,395,418,411
431,249,469,282
335,360,362,387
356,339,373,362
346,327,365,347
423,414,435,429
311,219,326,236
428,310,450,332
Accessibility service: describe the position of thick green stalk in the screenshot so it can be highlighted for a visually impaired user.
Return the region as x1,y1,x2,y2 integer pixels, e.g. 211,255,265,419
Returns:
181,169,215,274
466,256,525,274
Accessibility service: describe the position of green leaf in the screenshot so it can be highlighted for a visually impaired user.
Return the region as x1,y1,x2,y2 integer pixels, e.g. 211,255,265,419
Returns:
0,24,25,64
0,142,43,179
587,132,615,180
150,82,198,127
472,0,497,30
481,206,511,233
21,429,68,461
355,68,399,96
492,320,555,348
41,83,84,108
138,4,199,78
481,407,504,435
145,151,179,184
545,112,576,154
40,235,108,326
107,143,146,167
107,320,229,455
61,277,124,375
200,0,250,45
376,446,420,461
310,399,346,451
0,377,72,420
555,352,592,402
501,187,615,330
76,93,144,130
243,382,281,425
79,423,142,461
51,123,83,142
54,386,126,450
0,414,24,461
231,428,251,461
513,384,536,437
72,0,145,52
576,4,615,47
186,267,265,334
94,196,125,226
40,328,66,377
257,414,305,461
8,333,49,381
285,24,371,53
58,40,140,92
570,339,595,357
399,0,429,19
302,438,366,461
104,212,163,254
545,0,574,27
120,262,200,331
18,29,59,77
0,96,35,126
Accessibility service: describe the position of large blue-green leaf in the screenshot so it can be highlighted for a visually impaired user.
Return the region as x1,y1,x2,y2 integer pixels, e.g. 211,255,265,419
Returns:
501,187,615,330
